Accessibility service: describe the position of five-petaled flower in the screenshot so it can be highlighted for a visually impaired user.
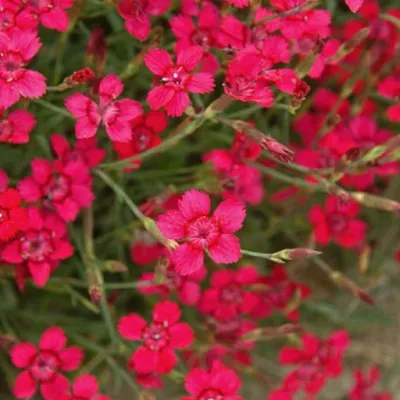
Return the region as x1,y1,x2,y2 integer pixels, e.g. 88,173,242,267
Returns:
182,360,243,400
118,300,194,375
144,46,215,117
10,326,83,400
157,189,246,275
65,74,143,142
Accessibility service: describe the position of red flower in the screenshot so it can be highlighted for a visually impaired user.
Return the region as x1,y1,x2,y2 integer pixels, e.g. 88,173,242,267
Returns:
118,300,194,375
24,0,74,31
274,330,350,397
199,266,260,321
144,46,215,117
61,374,110,400
0,188,27,242
0,109,36,144
117,0,171,41
350,366,392,400
65,74,143,142
50,133,106,170
2,207,74,287
157,189,246,275
345,0,365,13
113,110,168,169
170,3,221,74
10,327,83,400
0,30,46,109
309,195,367,248
182,360,243,400
18,158,94,222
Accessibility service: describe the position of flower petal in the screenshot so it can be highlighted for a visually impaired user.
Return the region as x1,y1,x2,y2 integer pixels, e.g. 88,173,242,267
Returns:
117,314,147,340
39,327,67,352
169,322,194,349
153,300,181,325
13,371,37,399
59,346,84,371
156,210,187,240
11,343,37,368
178,189,210,220
213,199,246,233
208,234,241,264
144,49,173,76
72,374,99,398
40,373,69,400
172,243,204,276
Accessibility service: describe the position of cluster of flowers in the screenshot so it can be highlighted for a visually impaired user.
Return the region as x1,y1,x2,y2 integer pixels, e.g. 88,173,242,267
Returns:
0,0,399,398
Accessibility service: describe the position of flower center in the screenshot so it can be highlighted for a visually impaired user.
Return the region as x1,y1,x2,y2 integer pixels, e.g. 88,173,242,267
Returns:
132,126,153,151
199,389,223,400
191,30,211,50
21,231,52,262
44,174,69,202
0,51,24,81
0,207,9,222
187,216,219,249
161,66,189,90
31,352,59,382
143,323,170,351
328,212,347,234
221,284,241,303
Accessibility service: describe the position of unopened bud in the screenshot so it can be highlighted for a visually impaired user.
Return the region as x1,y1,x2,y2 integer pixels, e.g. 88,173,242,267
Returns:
287,248,322,260
65,67,95,86
89,285,102,304
106,260,128,273
349,192,400,213
86,27,107,62
261,136,295,163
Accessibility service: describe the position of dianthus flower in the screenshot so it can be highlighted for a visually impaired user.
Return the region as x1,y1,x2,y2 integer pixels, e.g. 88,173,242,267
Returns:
309,195,367,248
272,330,350,398
250,265,311,321
18,158,94,222
350,366,392,400
0,30,46,109
182,360,243,400
0,186,27,242
118,300,194,375
10,327,83,400
117,0,171,41
2,207,74,287
65,74,143,142
144,46,215,117
113,110,168,169
24,0,74,31
199,266,260,321
50,134,106,169
138,260,206,305
61,374,110,400
0,109,36,144
157,189,245,275
170,3,221,74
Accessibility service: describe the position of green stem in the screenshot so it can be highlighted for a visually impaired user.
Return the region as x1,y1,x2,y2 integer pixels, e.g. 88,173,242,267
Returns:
33,99,72,118
241,249,276,261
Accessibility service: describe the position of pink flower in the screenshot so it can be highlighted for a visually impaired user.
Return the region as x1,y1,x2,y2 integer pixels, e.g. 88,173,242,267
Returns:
250,265,311,321
18,158,94,222
345,0,364,13
157,189,246,275
350,366,392,400
113,110,168,169
61,374,110,400
65,74,143,141
144,46,215,117
24,0,74,31
0,31,46,109
0,187,27,242
170,4,221,74
10,326,83,400
309,195,367,249
118,0,171,41
199,266,260,321
2,207,74,287
50,134,106,169
118,300,194,375
182,360,243,400
224,0,248,7
0,109,36,144
274,330,350,398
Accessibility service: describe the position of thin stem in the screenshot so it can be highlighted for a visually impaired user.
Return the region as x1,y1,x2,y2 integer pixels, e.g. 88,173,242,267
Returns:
241,249,276,260
33,99,73,118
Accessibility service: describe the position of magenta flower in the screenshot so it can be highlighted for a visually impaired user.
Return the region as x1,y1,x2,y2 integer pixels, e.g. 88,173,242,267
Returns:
309,195,367,249
65,74,143,142
2,207,74,287
0,109,36,144
10,326,83,400
0,31,46,109
61,374,110,400
350,366,392,400
118,300,194,375
182,360,243,400
345,0,364,13
199,266,260,321
117,0,171,41
18,158,94,222
157,189,246,275
144,46,215,117
25,0,74,31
